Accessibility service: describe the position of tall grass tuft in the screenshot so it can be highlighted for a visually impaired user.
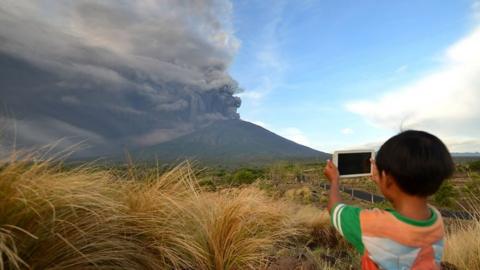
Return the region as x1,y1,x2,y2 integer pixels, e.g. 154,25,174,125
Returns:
0,152,162,269
189,188,302,269
0,152,306,269
443,194,480,269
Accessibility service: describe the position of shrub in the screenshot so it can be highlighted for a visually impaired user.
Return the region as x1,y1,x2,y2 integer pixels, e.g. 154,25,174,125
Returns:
469,160,480,172
433,180,457,207
199,178,216,191
230,168,264,186
462,172,480,200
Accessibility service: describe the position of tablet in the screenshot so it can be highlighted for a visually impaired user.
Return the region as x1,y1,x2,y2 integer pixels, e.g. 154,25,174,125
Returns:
333,150,375,178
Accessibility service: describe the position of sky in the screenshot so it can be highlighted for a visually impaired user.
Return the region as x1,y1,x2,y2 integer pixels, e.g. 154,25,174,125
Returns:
230,0,480,153
1,0,479,156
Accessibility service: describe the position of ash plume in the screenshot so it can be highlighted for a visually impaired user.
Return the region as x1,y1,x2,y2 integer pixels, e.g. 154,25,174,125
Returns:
0,0,242,156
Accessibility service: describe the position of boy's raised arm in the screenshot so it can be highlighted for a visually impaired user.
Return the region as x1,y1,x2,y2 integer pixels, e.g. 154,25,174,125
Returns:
323,160,364,254
323,160,342,213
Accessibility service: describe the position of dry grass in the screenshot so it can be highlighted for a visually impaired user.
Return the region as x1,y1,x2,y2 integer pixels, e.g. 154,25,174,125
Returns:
0,152,310,270
5,149,477,270
190,188,303,269
444,220,480,269
443,195,480,269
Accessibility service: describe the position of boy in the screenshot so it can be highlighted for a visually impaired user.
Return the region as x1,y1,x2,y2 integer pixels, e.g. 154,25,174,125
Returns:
323,130,454,269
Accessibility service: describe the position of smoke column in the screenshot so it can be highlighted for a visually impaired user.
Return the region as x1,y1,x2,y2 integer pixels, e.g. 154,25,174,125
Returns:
0,0,242,156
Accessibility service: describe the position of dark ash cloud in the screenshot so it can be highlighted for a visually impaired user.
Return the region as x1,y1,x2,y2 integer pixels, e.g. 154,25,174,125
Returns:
0,0,242,157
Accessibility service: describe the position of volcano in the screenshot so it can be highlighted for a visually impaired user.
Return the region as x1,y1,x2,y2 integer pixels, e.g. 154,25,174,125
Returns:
136,120,329,165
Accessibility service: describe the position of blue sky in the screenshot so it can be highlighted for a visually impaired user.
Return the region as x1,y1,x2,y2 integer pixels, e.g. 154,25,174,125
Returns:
230,0,480,152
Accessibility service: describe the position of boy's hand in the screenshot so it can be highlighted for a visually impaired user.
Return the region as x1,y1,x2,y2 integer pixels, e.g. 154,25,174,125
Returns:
324,159,341,213
323,160,339,183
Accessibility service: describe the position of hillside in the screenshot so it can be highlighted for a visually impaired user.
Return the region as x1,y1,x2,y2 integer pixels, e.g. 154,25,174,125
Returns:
136,120,329,165
452,152,480,163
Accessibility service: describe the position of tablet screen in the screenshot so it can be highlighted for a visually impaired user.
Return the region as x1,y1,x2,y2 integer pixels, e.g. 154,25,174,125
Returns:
337,152,371,176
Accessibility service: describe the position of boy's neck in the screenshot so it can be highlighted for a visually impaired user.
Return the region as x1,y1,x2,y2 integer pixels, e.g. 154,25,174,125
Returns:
391,195,431,221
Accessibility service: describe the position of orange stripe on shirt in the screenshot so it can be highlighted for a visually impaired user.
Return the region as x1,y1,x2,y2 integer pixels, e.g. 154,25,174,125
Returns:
359,208,444,247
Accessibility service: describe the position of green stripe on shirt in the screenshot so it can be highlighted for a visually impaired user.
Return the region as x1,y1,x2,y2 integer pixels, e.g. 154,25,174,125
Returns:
386,207,437,227
330,203,364,254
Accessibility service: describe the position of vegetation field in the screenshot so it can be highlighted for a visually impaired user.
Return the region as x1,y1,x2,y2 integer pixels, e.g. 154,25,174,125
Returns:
1,152,480,269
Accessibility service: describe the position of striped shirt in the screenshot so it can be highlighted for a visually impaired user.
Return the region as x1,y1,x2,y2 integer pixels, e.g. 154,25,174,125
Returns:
331,203,444,270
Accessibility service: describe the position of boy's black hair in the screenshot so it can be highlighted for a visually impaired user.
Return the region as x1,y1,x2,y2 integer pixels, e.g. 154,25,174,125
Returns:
375,130,454,196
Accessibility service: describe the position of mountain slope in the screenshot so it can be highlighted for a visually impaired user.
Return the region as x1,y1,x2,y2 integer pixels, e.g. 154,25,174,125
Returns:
137,120,329,164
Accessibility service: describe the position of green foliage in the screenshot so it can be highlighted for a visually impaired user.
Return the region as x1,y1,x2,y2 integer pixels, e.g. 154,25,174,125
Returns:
469,160,480,172
198,178,216,191
230,168,265,186
433,180,458,207
464,172,480,194
267,163,290,185
257,179,274,191
214,169,227,177
455,163,468,173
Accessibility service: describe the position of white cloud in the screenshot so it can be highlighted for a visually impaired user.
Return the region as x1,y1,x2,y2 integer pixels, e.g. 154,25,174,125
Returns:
346,26,480,151
242,119,312,147
348,136,480,153
251,121,267,128
341,128,354,135
236,76,273,101
236,91,265,100
445,136,480,152
278,127,311,147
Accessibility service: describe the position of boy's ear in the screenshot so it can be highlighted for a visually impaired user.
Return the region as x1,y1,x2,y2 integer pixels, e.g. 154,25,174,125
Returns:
384,172,395,188
380,171,387,181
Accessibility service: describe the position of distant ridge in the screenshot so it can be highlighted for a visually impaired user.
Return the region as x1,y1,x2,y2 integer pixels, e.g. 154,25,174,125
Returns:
451,152,480,157
137,120,329,165
451,152,480,163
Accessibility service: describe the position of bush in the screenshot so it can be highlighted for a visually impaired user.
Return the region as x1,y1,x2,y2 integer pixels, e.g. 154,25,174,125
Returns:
230,168,264,186
199,178,216,191
469,160,480,172
433,180,457,207
463,172,480,195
